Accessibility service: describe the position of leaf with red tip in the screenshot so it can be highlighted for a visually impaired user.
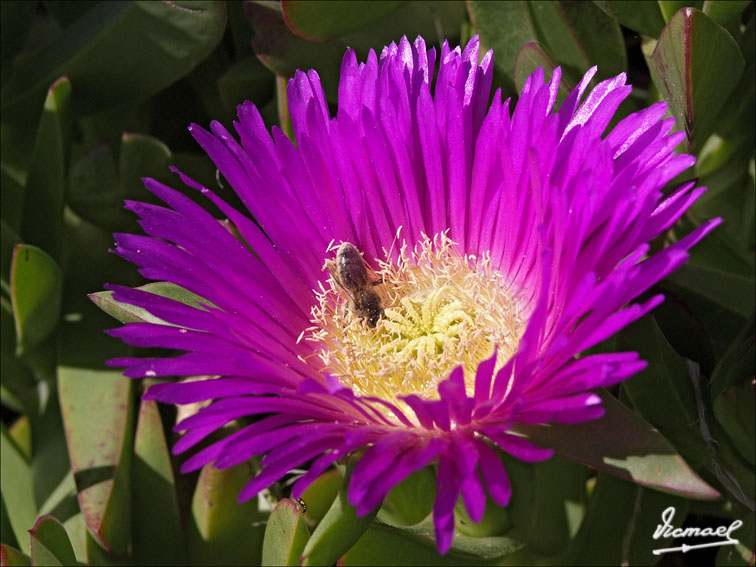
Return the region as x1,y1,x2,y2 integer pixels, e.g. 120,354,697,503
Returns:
648,7,745,151
29,516,77,567
0,545,30,567
58,367,133,555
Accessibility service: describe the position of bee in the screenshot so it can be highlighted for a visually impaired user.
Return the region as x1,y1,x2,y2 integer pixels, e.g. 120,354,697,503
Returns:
326,242,384,327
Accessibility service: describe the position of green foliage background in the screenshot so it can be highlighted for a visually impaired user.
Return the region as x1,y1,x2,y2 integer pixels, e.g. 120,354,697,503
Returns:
1,1,754,565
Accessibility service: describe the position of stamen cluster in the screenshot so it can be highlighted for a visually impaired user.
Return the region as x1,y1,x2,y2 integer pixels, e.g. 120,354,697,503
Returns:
307,233,523,401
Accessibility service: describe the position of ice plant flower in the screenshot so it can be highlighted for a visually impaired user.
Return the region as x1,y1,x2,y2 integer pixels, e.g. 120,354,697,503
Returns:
103,35,718,553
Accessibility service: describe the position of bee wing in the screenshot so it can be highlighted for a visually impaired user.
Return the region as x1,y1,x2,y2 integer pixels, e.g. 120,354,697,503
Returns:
327,259,361,304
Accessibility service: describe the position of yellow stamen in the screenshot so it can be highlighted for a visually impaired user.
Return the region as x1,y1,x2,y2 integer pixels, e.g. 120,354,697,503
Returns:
307,232,524,402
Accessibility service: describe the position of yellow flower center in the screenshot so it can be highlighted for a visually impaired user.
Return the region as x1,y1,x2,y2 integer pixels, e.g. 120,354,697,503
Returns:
304,232,524,402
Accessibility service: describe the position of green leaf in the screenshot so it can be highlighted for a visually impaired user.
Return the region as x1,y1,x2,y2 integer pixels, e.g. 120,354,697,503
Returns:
520,458,586,555
468,0,537,87
29,516,77,567
703,0,751,29
382,466,435,527
19,77,72,260
0,424,36,552
510,389,721,501
58,367,133,555
716,511,755,566
647,7,745,152
529,1,627,79
514,42,572,108
593,1,666,37
35,471,83,562
661,263,755,356
342,515,527,565
262,499,310,567
658,1,704,22
66,145,120,231
68,133,172,233
470,0,625,88
340,522,492,566
710,312,755,399
217,57,275,113
282,0,403,40
560,472,690,565
337,2,467,53
187,463,265,566
1,1,227,122
668,260,755,318
9,416,31,460
10,244,62,355
132,399,185,566
301,467,379,567
299,469,343,524
1,168,25,235
710,313,755,466
0,545,31,567
0,0,36,88
246,1,344,102
90,281,212,325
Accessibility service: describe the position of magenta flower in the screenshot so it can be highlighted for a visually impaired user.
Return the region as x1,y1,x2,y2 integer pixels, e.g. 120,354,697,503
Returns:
103,36,718,553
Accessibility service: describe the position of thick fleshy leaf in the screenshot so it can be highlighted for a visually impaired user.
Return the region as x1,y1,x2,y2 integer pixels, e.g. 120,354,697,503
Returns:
708,314,756,474
342,515,527,565
246,2,344,102
658,1,704,22
68,133,172,233
0,545,30,567
561,472,690,565
381,466,436,527
282,0,402,40
647,7,745,152
0,424,36,551
514,42,571,107
19,77,71,260
710,313,755,399
703,0,752,29
593,0,666,37
340,523,493,566
35,472,84,563
249,1,466,102
187,463,265,566
90,281,211,325
0,1,35,87
659,263,754,357
510,389,721,500
132,399,185,565
58,367,133,554
299,469,343,524
529,1,626,78
518,458,586,555
217,57,275,113
716,511,755,566
1,2,226,122
300,470,379,567
261,499,310,567
10,244,62,355
29,516,77,567
469,0,625,87
667,264,754,325
9,416,31,460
